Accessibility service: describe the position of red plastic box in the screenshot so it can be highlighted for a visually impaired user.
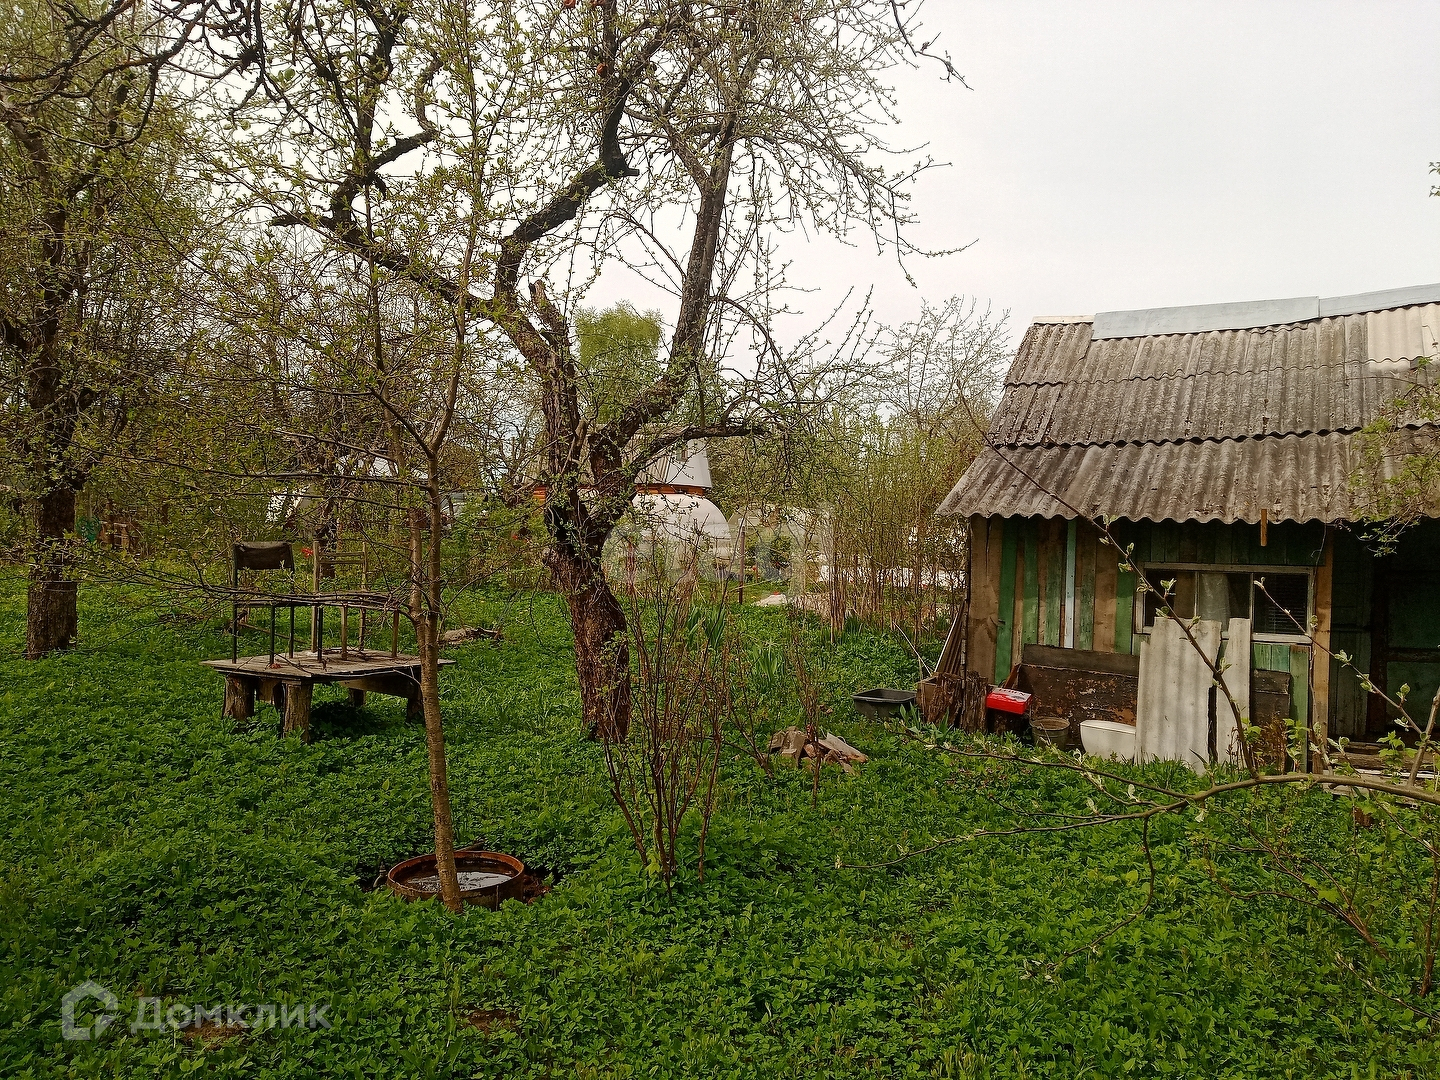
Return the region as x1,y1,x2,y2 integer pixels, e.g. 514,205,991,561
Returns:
984,687,1032,715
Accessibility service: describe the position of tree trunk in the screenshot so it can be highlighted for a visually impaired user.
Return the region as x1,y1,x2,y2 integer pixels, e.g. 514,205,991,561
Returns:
411,508,461,913
550,545,631,741
25,484,78,659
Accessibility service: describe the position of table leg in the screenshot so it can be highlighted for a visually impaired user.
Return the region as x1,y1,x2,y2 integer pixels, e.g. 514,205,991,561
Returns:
224,676,256,721
282,681,314,742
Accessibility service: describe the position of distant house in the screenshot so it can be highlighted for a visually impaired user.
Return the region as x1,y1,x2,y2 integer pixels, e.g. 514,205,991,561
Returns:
939,284,1440,759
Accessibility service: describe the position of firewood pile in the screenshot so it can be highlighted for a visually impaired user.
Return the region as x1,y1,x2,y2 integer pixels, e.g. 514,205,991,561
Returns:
766,728,868,773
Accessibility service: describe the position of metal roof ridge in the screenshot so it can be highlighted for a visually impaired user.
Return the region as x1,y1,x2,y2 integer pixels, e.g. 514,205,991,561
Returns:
1091,283,1440,340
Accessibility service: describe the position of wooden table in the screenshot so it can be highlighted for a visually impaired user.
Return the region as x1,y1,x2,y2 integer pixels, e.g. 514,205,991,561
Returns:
202,650,454,741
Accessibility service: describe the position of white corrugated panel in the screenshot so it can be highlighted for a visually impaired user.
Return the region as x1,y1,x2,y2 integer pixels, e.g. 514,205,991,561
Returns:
1218,619,1251,766
1136,618,1222,773
1367,305,1440,364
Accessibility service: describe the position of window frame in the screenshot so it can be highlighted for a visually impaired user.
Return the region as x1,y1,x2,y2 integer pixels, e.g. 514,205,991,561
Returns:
1133,562,1314,644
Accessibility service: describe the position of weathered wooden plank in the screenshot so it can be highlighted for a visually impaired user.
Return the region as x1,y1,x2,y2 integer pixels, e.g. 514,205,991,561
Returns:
1197,521,1217,565
968,517,1001,684
1093,533,1118,652
1252,642,1289,671
1215,523,1233,566
1011,538,1026,676
1077,523,1096,651
1022,519,1040,648
1155,521,1180,563
1063,519,1079,648
1178,522,1198,563
1125,520,1149,564
1115,563,1136,655
1042,518,1064,646
1290,645,1311,739
1035,521,1049,645
1022,643,1140,676
993,518,1018,684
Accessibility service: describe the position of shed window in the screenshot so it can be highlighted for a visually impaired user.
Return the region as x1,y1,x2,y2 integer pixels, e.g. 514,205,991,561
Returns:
1142,568,1310,638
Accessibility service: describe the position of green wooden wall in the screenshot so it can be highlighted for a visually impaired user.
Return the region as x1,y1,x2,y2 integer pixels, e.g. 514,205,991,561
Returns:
989,516,1326,724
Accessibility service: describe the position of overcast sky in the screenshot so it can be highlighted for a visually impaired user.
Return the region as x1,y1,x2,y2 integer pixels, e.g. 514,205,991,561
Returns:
600,0,1440,357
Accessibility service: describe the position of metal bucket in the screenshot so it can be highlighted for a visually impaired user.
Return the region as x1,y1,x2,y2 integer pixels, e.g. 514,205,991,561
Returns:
386,850,526,908
1031,715,1071,750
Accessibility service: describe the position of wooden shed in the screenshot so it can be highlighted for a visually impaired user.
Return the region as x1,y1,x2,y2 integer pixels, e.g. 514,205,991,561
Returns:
938,285,1440,761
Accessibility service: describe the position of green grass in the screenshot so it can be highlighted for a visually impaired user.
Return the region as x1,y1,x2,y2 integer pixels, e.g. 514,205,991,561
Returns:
0,572,1437,1078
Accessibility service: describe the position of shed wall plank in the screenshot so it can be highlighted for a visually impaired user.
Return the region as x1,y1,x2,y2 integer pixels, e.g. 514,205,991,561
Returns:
993,518,1017,684
1022,519,1040,648
1093,535,1118,652
1115,564,1136,655
1043,518,1064,646
967,516,1001,685
1064,519,1079,648
1290,645,1311,734
1077,523,1096,651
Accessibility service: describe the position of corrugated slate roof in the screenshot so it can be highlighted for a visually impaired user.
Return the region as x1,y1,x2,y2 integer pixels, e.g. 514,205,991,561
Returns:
940,288,1440,524
938,430,1440,524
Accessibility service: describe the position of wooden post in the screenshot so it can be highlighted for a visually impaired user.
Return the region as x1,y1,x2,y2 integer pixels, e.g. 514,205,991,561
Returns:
348,688,367,708
391,610,399,658
224,676,255,720
310,542,321,651
340,604,349,660
359,544,369,654
232,554,240,663
282,681,313,741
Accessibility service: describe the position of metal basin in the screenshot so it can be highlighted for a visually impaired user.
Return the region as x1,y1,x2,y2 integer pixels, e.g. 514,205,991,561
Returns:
387,850,526,908
852,687,916,721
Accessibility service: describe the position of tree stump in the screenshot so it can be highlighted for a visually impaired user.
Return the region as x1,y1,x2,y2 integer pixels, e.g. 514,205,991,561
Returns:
348,688,367,708
406,691,423,723
224,676,255,721
282,682,313,742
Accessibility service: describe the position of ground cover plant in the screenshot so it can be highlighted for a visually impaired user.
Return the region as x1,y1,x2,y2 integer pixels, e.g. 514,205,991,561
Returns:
2,572,1438,1078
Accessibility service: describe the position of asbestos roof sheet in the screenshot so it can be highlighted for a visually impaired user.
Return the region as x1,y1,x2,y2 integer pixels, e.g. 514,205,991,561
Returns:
936,429,1440,524
995,312,1439,447
947,290,1440,524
